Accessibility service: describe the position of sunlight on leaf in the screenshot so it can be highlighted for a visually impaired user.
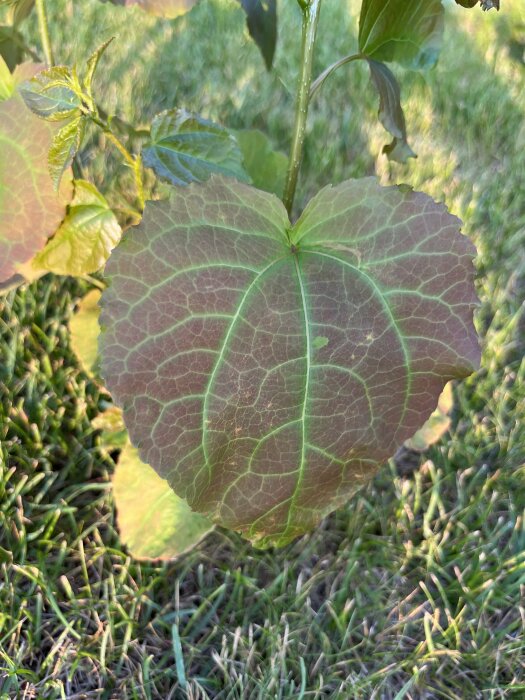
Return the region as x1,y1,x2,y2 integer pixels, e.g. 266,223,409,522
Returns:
0,68,70,284
113,442,214,560
406,382,454,451
70,289,102,376
35,180,121,275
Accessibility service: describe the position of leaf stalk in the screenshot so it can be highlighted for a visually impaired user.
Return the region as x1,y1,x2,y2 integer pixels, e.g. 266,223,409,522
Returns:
310,53,363,100
91,113,145,211
35,0,54,66
283,0,322,217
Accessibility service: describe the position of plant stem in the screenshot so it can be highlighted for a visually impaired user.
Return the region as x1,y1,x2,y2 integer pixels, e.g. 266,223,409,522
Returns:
310,53,362,100
283,0,322,217
35,0,54,66
91,114,145,210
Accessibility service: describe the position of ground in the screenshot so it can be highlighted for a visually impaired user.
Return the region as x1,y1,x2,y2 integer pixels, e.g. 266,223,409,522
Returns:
0,0,524,698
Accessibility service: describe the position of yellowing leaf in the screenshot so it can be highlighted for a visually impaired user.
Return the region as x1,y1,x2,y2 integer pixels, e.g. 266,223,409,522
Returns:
69,289,102,375
0,55,14,100
113,443,214,560
91,405,129,453
35,180,121,276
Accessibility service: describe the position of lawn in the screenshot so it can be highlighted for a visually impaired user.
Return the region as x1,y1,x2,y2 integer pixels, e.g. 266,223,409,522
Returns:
1,0,525,697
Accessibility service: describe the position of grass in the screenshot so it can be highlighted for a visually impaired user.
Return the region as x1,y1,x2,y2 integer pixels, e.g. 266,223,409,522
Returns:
1,0,525,697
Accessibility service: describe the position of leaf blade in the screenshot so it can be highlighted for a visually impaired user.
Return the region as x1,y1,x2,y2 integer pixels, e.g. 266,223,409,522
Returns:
238,0,277,70
143,109,250,186
368,59,415,163
100,176,479,547
359,0,444,69
113,442,214,560
0,85,69,283
34,180,121,275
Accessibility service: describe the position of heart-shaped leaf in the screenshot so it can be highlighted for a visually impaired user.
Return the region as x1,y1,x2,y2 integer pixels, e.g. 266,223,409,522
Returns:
101,0,199,18
0,73,69,284
100,176,479,547
359,0,444,70
35,180,121,275
113,442,214,560
143,109,249,186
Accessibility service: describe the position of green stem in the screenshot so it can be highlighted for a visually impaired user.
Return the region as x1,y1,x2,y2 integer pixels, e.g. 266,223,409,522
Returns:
35,0,54,66
283,0,322,217
91,114,145,210
310,53,363,100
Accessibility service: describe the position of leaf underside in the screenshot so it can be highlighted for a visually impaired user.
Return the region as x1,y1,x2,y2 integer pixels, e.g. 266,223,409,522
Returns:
359,0,445,70
239,0,277,71
368,59,415,163
0,84,67,283
100,176,479,547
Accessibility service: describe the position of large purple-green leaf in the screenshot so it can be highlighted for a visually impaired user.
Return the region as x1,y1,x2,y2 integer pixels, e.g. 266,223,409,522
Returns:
100,177,479,547
0,67,69,284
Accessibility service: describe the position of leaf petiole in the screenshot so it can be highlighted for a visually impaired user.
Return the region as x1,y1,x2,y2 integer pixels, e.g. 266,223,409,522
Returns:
309,53,363,100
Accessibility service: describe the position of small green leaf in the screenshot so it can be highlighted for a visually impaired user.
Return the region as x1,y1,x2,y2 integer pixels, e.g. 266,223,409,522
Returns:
19,66,82,121
143,109,250,186
101,0,199,18
236,129,287,197
48,116,85,189
368,59,415,163
0,55,14,100
238,0,277,71
359,0,444,69
35,180,121,275
84,37,114,97
113,442,214,561
69,288,102,375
